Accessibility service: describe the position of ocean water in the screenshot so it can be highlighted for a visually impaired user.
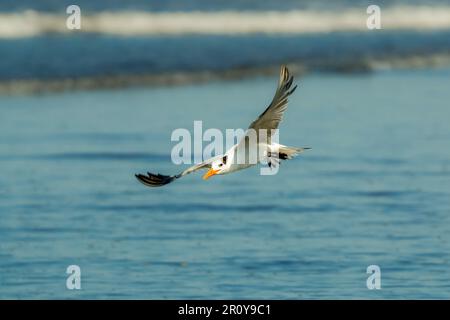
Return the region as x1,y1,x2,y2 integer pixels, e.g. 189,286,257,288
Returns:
2,31,450,81
1,67,449,299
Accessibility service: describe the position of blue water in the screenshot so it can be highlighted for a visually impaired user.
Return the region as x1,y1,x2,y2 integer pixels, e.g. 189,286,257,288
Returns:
1,68,449,299
2,31,450,81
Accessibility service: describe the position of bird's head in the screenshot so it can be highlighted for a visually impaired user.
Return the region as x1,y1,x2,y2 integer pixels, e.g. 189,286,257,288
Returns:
203,155,228,180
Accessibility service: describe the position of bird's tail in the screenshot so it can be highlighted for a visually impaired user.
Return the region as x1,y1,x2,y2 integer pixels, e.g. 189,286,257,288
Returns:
277,145,311,160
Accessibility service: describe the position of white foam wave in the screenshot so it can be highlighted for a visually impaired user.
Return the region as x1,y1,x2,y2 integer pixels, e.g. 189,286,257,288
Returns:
1,6,450,38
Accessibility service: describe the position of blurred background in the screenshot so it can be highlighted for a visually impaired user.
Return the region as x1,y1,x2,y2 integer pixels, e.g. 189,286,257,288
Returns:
0,0,450,299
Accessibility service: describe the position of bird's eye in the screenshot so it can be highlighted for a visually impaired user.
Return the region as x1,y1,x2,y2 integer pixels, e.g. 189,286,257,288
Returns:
219,163,223,167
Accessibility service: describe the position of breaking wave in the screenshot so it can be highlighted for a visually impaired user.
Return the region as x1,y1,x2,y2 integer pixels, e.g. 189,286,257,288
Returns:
1,6,450,38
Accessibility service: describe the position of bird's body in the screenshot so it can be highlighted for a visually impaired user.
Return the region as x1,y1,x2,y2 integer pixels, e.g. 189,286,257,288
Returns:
135,65,309,187
213,142,307,176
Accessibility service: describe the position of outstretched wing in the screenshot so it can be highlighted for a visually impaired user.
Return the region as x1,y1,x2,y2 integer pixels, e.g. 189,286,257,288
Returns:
248,65,297,136
135,156,219,187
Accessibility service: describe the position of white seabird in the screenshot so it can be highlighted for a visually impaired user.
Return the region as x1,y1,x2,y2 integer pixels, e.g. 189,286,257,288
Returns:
135,65,310,187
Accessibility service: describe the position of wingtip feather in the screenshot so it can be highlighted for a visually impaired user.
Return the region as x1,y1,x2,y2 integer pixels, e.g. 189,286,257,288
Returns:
135,172,175,187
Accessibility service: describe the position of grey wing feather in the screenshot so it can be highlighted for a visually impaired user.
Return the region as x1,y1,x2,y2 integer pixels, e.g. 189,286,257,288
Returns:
248,65,297,134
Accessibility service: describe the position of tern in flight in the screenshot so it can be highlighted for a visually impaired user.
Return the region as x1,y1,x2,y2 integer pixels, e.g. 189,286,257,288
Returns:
135,65,310,187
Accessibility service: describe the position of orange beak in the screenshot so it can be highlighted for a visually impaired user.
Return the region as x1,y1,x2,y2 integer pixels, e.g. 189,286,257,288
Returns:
203,168,219,180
